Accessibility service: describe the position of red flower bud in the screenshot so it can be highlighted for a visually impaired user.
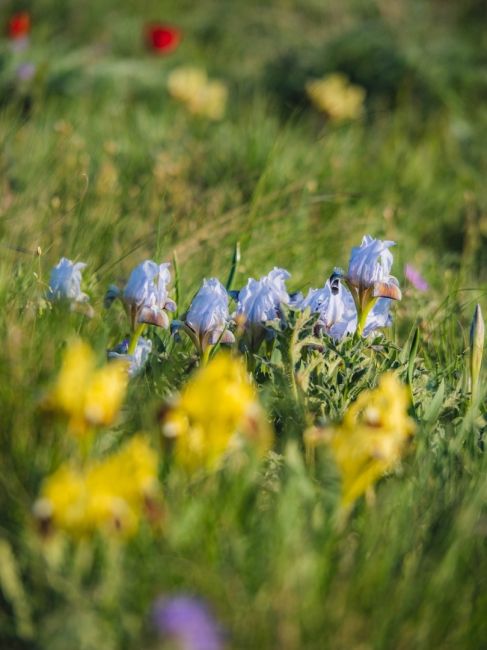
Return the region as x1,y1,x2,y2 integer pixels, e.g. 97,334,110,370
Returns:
8,12,30,40
144,23,181,55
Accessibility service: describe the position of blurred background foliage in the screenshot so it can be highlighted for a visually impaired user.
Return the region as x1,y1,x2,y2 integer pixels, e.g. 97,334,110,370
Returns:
0,0,485,296
0,0,486,648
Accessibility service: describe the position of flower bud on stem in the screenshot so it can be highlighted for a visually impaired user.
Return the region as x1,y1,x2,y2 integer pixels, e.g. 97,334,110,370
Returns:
470,303,484,405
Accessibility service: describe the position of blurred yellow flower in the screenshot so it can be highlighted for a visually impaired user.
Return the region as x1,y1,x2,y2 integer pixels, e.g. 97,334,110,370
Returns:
162,353,272,472
307,373,415,505
45,340,128,436
36,435,159,537
167,66,228,120
306,73,365,122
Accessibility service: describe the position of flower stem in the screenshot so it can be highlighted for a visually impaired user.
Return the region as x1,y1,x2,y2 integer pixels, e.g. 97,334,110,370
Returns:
128,323,145,355
357,297,378,336
77,426,95,463
202,345,213,366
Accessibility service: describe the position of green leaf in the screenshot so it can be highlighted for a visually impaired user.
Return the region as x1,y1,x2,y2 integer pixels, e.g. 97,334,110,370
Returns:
0,539,33,640
423,380,445,423
172,250,180,319
407,325,420,388
226,241,241,291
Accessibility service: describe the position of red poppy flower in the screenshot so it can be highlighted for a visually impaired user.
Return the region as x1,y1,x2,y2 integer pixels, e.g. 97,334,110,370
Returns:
145,23,181,55
8,12,31,40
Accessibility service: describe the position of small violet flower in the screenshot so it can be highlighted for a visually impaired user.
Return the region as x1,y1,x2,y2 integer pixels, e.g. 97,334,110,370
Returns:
404,264,429,292
152,595,224,650
47,257,89,304
122,260,176,331
172,278,235,354
108,337,153,378
16,62,36,82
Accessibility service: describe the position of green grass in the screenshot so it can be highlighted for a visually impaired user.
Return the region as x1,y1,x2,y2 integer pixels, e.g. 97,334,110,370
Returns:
0,1,486,648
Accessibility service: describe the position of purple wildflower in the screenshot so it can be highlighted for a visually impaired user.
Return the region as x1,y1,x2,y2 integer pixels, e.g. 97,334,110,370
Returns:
152,595,224,650
16,62,36,81
404,264,429,292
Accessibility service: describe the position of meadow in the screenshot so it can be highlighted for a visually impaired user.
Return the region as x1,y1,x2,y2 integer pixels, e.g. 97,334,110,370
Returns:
0,1,486,648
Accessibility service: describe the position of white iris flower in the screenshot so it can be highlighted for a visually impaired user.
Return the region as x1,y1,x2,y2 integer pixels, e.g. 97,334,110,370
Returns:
236,268,290,324
299,277,394,340
108,337,153,378
172,278,235,354
232,267,291,353
47,257,89,304
122,260,176,331
330,235,401,335
347,235,401,301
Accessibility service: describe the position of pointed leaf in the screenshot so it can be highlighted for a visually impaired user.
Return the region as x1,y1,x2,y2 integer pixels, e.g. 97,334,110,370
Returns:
225,241,241,291
423,379,445,423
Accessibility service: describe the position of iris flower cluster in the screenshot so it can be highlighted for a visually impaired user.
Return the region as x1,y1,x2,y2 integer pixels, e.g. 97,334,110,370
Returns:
36,234,424,541
46,235,402,375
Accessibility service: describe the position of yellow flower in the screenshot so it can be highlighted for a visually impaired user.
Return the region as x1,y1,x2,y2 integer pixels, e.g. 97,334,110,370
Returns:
162,353,272,472
306,73,365,122
45,340,128,436
167,66,228,120
168,66,207,100
308,373,415,505
36,465,86,533
36,435,159,537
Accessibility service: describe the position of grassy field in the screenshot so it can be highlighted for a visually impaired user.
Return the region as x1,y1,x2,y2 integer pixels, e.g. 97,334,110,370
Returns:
1,1,486,648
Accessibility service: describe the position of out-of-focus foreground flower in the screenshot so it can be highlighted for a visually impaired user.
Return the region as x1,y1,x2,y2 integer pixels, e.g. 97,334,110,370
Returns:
161,353,272,472
172,278,235,355
306,73,365,122
306,373,415,506
144,23,181,54
152,595,224,650
44,340,128,436
108,337,153,377
35,435,159,537
167,66,228,120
